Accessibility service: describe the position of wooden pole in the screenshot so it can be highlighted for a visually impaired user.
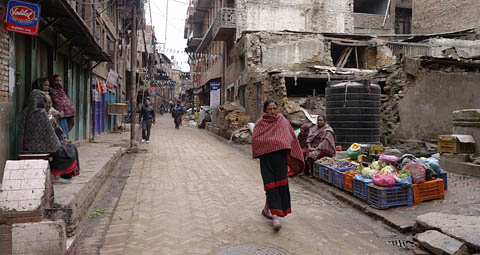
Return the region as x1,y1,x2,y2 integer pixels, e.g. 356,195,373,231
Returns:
130,0,138,150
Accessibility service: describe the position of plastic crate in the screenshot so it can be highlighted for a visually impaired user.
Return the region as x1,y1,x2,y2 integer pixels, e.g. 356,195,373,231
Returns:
312,162,324,179
320,164,332,183
343,172,361,193
367,184,413,209
437,170,448,190
412,179,445,204
353,175,372,201
330,168,345,189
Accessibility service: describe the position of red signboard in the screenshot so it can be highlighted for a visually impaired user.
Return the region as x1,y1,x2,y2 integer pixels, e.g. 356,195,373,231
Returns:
5,0,41,36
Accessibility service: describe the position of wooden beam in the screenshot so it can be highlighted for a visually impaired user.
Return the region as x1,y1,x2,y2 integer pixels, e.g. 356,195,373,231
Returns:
71,48,87,61
56,37,75,50
38,17,62,35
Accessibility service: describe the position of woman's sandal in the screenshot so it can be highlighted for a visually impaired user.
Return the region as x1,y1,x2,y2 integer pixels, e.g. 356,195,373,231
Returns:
262,209,273,220
272,217,282,231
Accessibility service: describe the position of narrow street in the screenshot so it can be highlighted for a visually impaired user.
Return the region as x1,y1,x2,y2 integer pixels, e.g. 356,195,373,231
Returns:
83,115,410,255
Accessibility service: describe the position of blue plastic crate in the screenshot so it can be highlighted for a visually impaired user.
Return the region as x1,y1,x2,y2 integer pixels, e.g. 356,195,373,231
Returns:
312,162,324,179
438,170,448,190
353,175,372,201
320,164,332,183
329,162,357,189
330,168,345,189
367,184,413,209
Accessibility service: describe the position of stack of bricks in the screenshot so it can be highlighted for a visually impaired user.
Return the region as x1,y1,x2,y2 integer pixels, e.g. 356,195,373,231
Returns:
0,160,65,255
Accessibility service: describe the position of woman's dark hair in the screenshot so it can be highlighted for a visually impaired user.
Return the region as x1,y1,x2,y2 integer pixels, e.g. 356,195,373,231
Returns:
52,74,61,81
263,99,277,112
34,77,49,90
145,98,151,102
317,115,326,121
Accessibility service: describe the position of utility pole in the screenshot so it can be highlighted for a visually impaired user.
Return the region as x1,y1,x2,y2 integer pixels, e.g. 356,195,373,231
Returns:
130,0,138,150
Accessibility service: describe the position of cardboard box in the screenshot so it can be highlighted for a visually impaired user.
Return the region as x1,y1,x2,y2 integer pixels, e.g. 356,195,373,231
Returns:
438,134,475,154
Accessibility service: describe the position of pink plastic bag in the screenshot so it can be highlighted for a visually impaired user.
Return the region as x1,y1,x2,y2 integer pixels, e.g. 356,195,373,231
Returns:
373,173,396,187
402,162,425,184
378,155,398,165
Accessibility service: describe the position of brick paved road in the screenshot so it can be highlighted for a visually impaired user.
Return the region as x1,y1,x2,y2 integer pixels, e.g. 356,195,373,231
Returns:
99,115,408,255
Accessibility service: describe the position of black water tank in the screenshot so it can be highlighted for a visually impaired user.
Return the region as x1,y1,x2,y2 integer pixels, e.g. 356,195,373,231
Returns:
325,80,381,149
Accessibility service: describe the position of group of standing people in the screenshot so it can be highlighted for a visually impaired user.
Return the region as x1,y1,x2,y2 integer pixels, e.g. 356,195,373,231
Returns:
252,99,336,231
19,75,80,184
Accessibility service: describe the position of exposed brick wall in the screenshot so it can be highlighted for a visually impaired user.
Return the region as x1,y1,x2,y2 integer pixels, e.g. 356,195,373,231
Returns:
0,224,12,255
412,0,480,34
236,0,354,37
0,23,10,101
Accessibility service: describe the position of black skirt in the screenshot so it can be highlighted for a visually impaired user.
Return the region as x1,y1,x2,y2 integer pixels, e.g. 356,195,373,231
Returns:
260,149,291,217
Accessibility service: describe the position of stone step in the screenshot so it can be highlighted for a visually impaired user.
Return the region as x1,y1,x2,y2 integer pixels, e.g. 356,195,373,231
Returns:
414,230,469,255
416,212,480,252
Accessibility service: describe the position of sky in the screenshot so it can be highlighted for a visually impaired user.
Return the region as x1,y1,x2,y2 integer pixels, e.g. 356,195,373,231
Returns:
148,0,190,72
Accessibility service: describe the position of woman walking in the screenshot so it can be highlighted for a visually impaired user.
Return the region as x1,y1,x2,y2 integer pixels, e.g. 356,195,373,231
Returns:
305,116,336,177
252,99,304,231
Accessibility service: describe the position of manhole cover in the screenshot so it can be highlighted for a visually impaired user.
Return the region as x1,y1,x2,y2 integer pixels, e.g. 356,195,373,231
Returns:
218,245,286,255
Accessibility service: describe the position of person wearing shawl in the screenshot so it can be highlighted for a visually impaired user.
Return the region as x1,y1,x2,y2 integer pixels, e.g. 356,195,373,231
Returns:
252,99,305,231
50,74,76,140
19,89,80,184
296,123,311,175
305,115,336,177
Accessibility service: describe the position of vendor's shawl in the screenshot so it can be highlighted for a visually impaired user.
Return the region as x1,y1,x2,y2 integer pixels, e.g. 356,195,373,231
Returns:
50,84,75,117
306,123,336,156
19,89,61,153
298,124,310,149
252,113,305,173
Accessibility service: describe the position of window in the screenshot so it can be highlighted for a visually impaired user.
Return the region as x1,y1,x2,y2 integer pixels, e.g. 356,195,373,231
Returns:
395,8,412,34
354,0,389,14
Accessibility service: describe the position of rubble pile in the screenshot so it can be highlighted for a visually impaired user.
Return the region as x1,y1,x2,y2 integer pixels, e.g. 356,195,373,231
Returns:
210,102,251,137
381,66,406,145
284,96,325,128
230,128,252,144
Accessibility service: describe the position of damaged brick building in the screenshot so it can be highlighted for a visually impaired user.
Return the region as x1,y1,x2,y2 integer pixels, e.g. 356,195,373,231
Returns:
185,0,480,156
185,0,407,137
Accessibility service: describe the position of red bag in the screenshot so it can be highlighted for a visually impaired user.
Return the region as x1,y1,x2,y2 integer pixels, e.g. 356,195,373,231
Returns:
402,162,425,184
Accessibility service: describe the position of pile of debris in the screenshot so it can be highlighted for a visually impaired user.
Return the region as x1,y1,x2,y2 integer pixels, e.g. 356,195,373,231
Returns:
210,102,251,137
284,96,325,128
230,127,252,144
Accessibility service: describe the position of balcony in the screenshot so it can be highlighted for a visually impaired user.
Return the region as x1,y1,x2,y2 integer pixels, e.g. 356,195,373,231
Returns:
196,8,236,52
188,32,202,46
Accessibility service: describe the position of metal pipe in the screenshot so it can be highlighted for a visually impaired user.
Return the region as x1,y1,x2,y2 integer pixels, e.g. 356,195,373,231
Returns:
382,0,391,27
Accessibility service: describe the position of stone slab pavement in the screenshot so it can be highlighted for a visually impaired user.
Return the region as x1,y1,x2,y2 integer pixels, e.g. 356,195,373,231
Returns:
99,116,408,255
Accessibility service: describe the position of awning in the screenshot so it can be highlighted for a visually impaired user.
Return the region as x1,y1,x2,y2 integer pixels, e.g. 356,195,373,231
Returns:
37,0,111,62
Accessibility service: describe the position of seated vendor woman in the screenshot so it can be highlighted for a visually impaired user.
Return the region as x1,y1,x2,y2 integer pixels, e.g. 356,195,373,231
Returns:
19,89,80,184
305,115,336,177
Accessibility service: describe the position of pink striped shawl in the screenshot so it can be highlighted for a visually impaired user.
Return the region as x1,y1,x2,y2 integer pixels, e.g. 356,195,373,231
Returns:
252,113,305,173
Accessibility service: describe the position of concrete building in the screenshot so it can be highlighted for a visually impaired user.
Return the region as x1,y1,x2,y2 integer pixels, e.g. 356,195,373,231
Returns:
412,0,480,34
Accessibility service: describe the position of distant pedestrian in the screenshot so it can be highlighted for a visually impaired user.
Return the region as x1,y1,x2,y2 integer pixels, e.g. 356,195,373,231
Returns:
172,101,184,129
49,75,75,140
251,99,305,231
140,98,155,144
